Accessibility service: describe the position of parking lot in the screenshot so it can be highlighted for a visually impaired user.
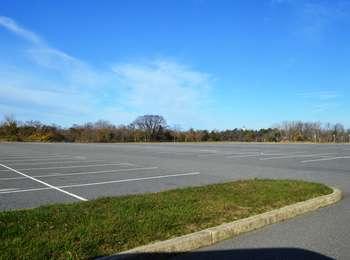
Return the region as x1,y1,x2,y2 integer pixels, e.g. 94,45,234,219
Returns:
1,142,350,258
0,143,203,210
0,142,349,211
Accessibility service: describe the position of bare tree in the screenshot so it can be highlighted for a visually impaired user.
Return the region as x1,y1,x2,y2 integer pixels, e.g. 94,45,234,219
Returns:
1,114,348,144
132,115,167,141
171,124,182,143
2,114,19,140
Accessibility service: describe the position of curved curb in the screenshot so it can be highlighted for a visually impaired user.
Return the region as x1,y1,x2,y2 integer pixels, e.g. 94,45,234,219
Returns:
115,187,342,257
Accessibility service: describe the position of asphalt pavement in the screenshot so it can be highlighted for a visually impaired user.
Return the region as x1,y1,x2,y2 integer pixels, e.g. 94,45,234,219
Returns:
0,142,349,259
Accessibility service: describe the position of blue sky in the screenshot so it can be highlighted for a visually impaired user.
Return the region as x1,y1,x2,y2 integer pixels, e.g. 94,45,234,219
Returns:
0,0,349,130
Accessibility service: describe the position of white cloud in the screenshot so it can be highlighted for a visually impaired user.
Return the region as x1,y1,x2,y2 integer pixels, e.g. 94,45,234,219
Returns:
299,2,334,37
112,59,214,128
270,1,350,40
0,16,103,90
0,16,215,128
0,85,90,114
298,90,341,113
0,16,42,44
312,103,339,113
25,48,105,90
298,91,339,100
270,0,294,4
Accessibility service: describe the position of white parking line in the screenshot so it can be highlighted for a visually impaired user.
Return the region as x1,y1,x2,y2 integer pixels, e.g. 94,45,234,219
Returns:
226,154,260,158
259,153,293,156
61,172,201,188
0,155,71,160
0,172,201,194
5,160,106,166
224,151,259,155
0,157,76,162
199,149,217,153
225,153,290,158
301,156,350,163
0,163,135,172
0,163,87,201
0,167,159,180
0,153,65,157
225,150,261,154
0,188,18,192
260,153,336,161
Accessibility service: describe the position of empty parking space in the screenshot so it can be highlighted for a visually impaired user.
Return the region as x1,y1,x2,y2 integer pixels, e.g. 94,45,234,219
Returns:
0,178,44,191
0,145,205,210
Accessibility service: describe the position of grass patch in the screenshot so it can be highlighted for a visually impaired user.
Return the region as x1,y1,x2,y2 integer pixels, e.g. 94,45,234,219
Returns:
0,179,332,259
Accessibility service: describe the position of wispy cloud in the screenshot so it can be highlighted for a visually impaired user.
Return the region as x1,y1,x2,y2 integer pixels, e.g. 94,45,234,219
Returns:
270,0,294,4
0,85,90,114
112,59,213,127
270,0,350,40
312,103,339,113
297,91,339,100
0,16,105,90
0,16,41,44
298,90,341,113
299,2,339,38
0,16,214,128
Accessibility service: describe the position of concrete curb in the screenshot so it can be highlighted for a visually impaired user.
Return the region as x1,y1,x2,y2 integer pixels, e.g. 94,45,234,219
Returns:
115,187,341,256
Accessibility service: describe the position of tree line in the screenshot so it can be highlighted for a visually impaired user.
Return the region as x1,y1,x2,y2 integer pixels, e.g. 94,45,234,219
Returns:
1,115,349,143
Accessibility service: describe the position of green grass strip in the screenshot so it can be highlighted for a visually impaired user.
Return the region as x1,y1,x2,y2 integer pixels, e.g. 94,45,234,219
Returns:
0,179,332,259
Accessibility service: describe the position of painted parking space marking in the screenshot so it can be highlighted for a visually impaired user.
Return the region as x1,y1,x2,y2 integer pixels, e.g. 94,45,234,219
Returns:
226,153,290,158
301,156,350,163
0,172,201,194
0,153,67,157
223,151,311,159
199,149,217,153
5,160,107,166
0,163,135,172
0,166,159,180
0,155,72,160
0,163,87,201
260,153,337,161
0,157,79,162
226,154,262,158
0,188,19,192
